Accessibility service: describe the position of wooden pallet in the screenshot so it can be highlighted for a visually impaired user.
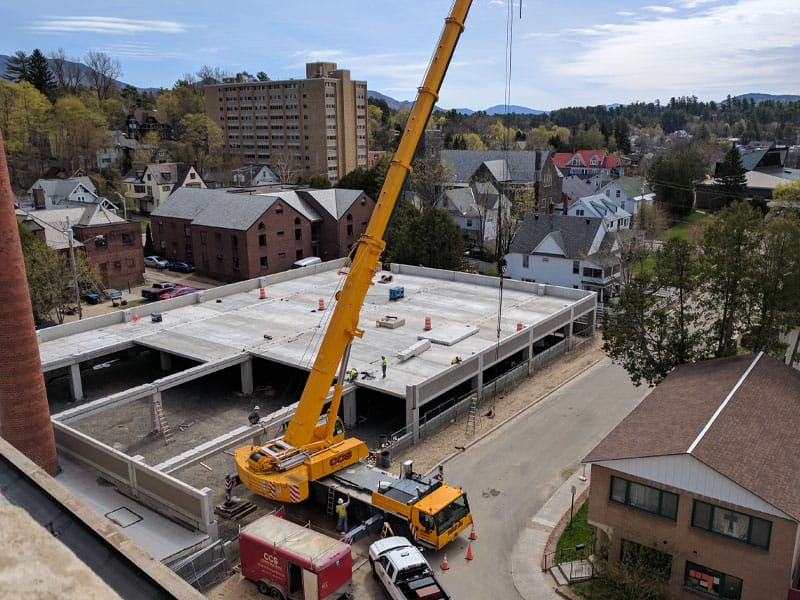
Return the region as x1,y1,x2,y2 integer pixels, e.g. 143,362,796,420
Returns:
215,499,257,520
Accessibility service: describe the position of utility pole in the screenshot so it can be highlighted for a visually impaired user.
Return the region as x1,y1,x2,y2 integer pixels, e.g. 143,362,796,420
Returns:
66,217,82,320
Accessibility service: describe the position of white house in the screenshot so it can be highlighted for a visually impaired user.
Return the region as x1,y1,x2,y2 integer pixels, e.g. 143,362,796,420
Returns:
123,162,206,214
598,176,654,216
567,193,632,232
26,177,117,212
505,213,621,303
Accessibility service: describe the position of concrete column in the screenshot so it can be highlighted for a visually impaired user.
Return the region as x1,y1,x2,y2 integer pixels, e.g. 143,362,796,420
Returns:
408,385,420,443
69,362,84,402
160,351,172,371
341,387,357,429
240,359,253,395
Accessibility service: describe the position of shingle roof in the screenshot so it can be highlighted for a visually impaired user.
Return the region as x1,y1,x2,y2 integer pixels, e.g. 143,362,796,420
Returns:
553,150,621,170
26,177,97,200
584,353,800,521
509,213,607,259
604,176,651,198
297,188,362,220
438,187,481,218
440,150,540,184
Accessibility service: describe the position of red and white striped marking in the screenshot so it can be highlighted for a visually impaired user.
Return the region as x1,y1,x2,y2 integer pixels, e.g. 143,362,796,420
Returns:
409,523,418,540
289,485,301,503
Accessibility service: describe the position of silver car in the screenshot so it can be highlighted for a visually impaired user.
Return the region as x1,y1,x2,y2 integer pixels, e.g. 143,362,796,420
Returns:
144,255,168,269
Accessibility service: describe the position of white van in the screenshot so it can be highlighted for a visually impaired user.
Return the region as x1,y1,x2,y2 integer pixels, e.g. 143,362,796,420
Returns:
290,256,322,269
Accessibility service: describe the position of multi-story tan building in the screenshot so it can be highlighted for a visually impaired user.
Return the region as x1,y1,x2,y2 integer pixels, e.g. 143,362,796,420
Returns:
584,353,800,600
205,62,368,183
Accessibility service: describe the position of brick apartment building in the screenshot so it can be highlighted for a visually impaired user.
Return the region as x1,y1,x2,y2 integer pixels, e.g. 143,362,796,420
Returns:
150,187,375,281
583,353,800,600
204,62,369,183
17,205,144,290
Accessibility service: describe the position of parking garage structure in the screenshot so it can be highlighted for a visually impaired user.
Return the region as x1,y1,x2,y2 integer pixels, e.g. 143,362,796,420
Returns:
36,260,596,555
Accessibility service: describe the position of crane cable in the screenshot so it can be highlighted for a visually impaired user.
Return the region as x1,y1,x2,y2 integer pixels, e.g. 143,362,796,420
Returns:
492,0,518,412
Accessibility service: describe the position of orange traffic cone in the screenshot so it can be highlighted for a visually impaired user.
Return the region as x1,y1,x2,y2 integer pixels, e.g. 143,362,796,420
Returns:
465,542,473,561
440,553,449,570
133,314,139,322
469,523,477,540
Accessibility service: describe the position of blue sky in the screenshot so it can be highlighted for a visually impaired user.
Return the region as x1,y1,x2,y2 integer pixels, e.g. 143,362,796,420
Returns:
3,0,798,111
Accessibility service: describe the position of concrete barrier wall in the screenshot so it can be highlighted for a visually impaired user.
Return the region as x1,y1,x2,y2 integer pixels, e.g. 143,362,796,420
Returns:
53,422,216,536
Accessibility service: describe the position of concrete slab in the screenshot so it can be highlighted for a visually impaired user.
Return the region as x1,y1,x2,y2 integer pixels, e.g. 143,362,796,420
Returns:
418,324,480,346
56,455,209,561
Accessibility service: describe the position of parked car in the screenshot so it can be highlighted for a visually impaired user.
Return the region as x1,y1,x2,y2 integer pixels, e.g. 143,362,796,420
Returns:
166,260,195,273
144,255,168,269
83,292,102,305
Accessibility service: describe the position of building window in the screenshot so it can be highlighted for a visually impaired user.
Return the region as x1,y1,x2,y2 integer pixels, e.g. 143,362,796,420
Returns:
232,256,240,271
572,261,580,274
200,231,207,244
576,209,584,216
113,261,121,271
522,255,529,269
99,262,107,272
583,267,603,279
259,234,267,247
347,224,353,236
295,228,302,241
610,476,678,520
231,235,238,250
134,185,146,194
121,232,133,246
94,235,107,248
214,232,222,242
685,561,742,599
184,225,190,237
260,256,268,269
126,258,135,268
691,500,771,550
275,204,283,214
295,249,303,260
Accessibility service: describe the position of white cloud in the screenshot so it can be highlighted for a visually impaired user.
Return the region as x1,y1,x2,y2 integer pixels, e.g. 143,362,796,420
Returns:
28,16,186,34
643,5,678,13
554,0,800,102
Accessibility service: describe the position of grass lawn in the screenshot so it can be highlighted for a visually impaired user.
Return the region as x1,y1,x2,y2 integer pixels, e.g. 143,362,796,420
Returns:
556,501,593,561
661,210,710,241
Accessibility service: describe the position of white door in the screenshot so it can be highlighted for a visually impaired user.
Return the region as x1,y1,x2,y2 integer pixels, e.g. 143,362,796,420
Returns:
302,569,318,600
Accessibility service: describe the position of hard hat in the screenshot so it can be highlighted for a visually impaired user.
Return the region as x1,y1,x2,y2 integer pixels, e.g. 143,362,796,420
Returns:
338,498,344,504
254,406,260,411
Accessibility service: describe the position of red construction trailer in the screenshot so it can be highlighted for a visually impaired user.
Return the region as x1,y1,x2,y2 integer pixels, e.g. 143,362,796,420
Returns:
239,514,352,600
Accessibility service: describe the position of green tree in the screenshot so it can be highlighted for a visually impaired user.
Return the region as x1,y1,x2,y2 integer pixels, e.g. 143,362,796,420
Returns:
415,207,465,270
19,223,69,325
383,200,421,264
716,145,747,205
156,83,205,126
50,96,108,171
773,180,800,204
4,50,29,82
26,49,55,100
144,225,155,255
700,201,763,357
175,112,223,176
602,238,705,386
647,142,708,217
409,153,454,208
0,80,52,185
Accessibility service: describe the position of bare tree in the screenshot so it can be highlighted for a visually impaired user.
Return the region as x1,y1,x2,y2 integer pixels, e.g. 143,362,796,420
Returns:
49,48,83,94
269,147,301,184
85,51,121,101
196,65,228,86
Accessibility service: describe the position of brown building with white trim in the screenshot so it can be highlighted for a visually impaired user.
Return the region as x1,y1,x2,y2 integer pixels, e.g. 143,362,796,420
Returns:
150,187,375,281
584,353,800,600
204,63,368,183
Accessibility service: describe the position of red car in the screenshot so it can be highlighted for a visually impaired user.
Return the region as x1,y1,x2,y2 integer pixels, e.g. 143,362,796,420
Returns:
157,286,203,300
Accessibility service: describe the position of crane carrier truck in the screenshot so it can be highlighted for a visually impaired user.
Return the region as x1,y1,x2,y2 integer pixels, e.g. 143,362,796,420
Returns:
233,0,475,551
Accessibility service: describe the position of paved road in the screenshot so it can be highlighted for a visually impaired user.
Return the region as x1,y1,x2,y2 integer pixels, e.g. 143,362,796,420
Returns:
417,358,648,599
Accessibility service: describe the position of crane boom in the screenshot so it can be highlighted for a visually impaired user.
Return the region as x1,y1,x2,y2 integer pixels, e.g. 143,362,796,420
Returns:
235,0,473,506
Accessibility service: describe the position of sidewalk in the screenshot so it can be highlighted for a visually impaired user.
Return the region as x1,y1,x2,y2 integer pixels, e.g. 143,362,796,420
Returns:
511,467,591,600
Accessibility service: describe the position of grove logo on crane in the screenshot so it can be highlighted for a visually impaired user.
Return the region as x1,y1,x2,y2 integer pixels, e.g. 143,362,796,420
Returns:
329,451,352,467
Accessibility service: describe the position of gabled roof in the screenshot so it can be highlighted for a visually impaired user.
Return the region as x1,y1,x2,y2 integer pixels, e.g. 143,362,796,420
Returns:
440,150,541,184
569,194,631,224
15,209,85,251
297,188,363,220
510,213,608,260
27,177,98,200
553,150,621,170
584,353,800,521
602,176,651,198
438,187,481,218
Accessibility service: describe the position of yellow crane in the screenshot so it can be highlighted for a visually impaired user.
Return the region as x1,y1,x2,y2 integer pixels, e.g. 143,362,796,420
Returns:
234,1,474,548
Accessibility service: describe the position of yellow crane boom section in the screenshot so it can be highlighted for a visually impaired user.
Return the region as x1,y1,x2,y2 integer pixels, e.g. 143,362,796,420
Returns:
284,0,473,450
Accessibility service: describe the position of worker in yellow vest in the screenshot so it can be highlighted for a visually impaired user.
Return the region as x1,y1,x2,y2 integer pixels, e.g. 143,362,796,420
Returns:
336,495,350,532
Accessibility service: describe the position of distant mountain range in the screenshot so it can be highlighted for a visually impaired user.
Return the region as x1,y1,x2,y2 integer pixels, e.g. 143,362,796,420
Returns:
2,54,797,114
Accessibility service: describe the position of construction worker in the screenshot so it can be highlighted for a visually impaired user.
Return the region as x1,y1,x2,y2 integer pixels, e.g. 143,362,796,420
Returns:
348,367,358,382
336,495,350,532
381,356,387,378
248,406,260,425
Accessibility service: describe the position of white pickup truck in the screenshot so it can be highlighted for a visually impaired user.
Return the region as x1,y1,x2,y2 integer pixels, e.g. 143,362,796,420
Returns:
368,537,451,600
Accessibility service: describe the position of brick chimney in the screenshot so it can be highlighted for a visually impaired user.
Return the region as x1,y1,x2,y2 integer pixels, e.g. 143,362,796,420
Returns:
0,130,59,475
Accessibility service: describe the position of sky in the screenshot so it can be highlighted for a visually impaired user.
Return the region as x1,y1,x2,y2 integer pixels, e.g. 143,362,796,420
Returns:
2,0,799,112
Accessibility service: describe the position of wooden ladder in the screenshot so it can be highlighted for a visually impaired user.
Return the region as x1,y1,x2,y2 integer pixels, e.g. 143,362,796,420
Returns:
152,398,175,445
465,395,479,436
